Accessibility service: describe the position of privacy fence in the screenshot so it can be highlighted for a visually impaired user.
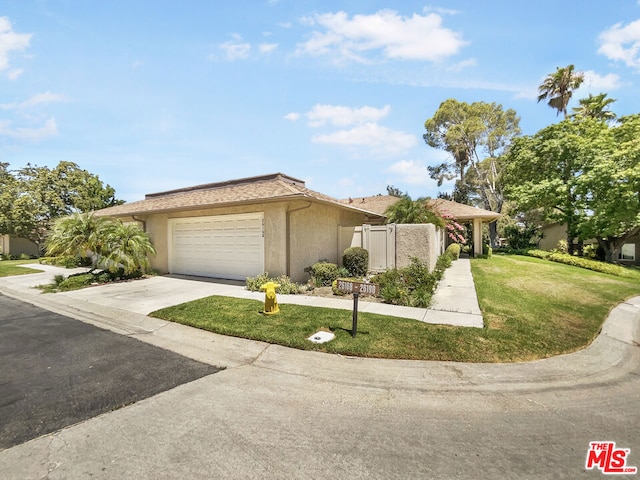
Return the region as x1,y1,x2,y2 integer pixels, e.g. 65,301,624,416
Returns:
338,223,446,273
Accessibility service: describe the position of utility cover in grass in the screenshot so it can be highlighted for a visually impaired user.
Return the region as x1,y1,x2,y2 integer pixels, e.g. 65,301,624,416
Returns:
307,331,335,344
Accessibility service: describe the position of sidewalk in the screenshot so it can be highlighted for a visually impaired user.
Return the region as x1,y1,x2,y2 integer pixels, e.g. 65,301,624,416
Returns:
0,261,638,392
0,259,484,328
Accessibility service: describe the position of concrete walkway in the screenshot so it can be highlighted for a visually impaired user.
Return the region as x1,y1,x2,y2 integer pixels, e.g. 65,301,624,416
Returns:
0,260,638,390
0,259,484,328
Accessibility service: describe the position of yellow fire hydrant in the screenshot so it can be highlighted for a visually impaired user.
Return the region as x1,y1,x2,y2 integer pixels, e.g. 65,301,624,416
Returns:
260,281,280,315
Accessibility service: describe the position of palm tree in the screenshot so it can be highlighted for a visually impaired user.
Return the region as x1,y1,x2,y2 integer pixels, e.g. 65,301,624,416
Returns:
384,197,444,226
102,221,156,275
571,93,616,121
46,212,111,271
46,213,156,275
537,64,585,118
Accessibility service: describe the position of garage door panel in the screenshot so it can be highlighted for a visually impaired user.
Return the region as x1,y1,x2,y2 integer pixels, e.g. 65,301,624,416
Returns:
169,213,264,280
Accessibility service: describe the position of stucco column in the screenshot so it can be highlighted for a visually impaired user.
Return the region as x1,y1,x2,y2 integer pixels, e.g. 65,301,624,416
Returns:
473,218,483,256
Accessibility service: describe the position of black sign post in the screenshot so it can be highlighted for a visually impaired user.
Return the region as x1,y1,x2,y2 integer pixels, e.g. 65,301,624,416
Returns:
351,292,359,338
335,279,379,339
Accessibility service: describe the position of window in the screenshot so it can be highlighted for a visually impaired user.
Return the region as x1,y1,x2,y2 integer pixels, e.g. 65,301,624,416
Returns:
619,243,636,261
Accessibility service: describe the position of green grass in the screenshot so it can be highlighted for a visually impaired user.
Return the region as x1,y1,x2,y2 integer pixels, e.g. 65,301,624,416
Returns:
150,255,640,362
0,259,42,277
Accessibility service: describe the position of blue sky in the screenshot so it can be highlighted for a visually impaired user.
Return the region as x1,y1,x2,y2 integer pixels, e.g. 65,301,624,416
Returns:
2,1,640,202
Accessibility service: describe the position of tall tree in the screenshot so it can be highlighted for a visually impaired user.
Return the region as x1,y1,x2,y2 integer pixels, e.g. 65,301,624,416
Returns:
571,93,616,122
537,64,584,118
12,161,123,248
0,162,17,236
504,119,596,255
575,114,640,262
504,116,640,261
423,99,520,245
386,185,404,197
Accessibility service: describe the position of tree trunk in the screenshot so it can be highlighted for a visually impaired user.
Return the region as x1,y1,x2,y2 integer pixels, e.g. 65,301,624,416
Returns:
489,222,499,248
598,239,613,263
566,230,574,255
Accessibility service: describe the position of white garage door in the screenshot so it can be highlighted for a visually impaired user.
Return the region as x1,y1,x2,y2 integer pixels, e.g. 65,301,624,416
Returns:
168,213,264,280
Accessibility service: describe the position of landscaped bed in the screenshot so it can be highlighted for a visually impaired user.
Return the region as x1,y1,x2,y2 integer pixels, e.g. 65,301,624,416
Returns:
150,255,640,363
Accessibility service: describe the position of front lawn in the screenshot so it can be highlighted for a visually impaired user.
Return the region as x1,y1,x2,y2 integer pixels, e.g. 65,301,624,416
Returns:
0,260,42,277
150,255,640,362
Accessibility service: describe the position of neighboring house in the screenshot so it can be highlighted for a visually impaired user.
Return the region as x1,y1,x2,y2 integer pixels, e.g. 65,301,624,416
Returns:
94,173,385,283
343,196,501,256
540,223,640,266
0,234,39,258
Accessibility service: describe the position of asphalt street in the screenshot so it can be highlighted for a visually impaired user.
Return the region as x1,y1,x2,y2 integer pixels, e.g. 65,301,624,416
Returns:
0,293,220,450
0,267,638,479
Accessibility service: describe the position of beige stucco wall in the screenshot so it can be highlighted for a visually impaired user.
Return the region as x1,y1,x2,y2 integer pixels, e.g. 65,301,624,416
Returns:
115,201,367,283
539,223,567,251
0,235,39,257
288,201,365,282
395,223,439,272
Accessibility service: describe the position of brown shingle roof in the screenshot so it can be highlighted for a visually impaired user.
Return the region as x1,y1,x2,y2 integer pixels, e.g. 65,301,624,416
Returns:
94,173,385,220
425,198,501,221
339,195,400,215
340,195,501,221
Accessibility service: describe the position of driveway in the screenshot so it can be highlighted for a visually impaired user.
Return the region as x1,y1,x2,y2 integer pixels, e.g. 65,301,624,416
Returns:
0,293,220,450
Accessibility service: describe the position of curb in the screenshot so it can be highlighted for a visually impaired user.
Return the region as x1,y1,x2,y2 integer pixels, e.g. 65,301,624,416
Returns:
1,281,638,393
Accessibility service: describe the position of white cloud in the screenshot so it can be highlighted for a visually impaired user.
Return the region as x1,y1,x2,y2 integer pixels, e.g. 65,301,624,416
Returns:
219,35,251,60
386,159,431,186
7,68,22,80
296,9,467,64
0,16,31,75
0,91,66,110
284,112,300,121
306,104,391,127
21,91,67,108
259,42,278,53
580,70,622,91
312,122,417,156
447,58,477,72
0,118,58,142
598,19,640,70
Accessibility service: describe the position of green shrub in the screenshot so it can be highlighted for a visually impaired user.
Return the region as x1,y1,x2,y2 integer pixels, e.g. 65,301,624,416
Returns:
245,272,302,294
445,243,461,260
502,224,540,249
309,262,342,287
482,244,493,258
371,256,448,308
523,250,638,278
343,247,369,277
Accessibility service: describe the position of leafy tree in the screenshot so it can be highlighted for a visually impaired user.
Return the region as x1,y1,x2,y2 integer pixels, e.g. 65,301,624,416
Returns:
11,161,123,248
575,114,640,262
386,185,404,197
383,197,444,227
504,116,640,261
537,64,584,118
504,119,597,255
0,162,17,236
423,99,520,245
571,93,616,122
